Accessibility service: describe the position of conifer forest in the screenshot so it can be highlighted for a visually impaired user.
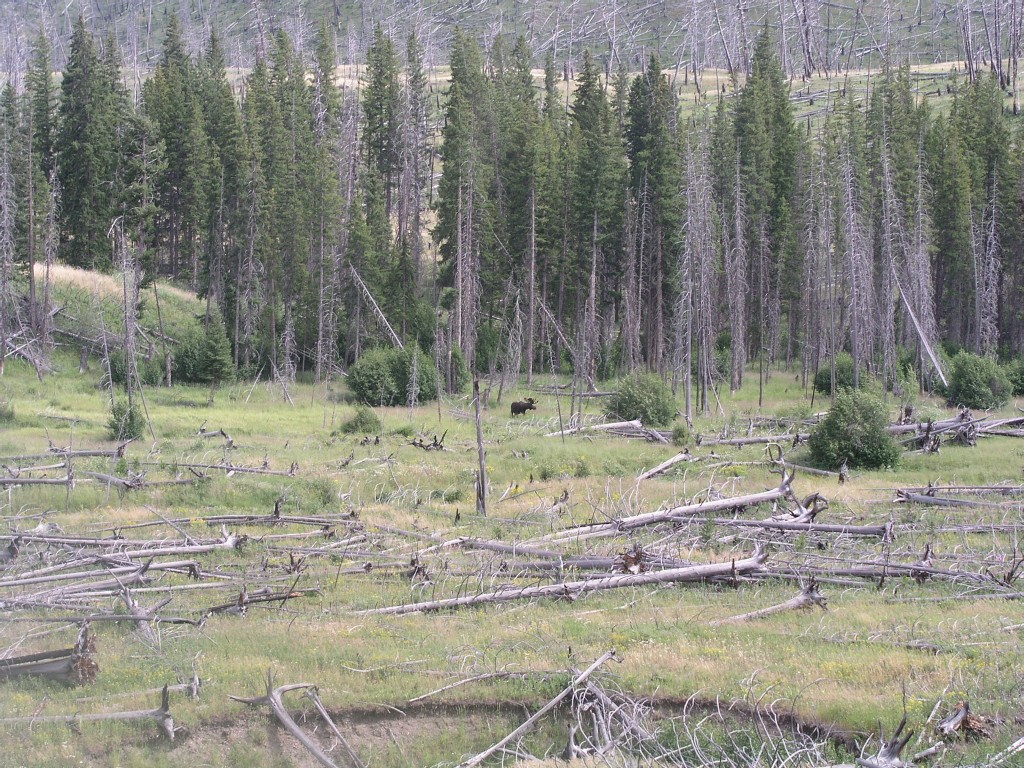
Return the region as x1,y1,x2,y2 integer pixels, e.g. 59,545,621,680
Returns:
4,3,1024,767
1,0,1024,400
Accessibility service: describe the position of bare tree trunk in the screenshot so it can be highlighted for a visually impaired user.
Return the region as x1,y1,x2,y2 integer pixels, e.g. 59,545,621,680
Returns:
473,379,487,516
526,185,537,385
726,154,747,392
0,119,14,378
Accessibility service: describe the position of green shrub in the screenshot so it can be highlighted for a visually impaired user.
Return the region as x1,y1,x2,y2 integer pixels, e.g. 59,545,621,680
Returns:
808,389,900,470
338,405,382,435
1005,358,1024,397
108,399,144,441
174,318,235,385
946,351,1012,409
348,347,439,406
813,352,861,395
605,373,676,427
671,421,690,446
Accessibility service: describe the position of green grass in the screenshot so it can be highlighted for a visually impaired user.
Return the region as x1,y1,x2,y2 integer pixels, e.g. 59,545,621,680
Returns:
0,349,1022,766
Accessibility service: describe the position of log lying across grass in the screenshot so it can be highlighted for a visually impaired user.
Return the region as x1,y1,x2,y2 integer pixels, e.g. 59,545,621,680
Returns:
712,580,828,625
0,625,97,684
540,471,797,543
0,684,175,740
355,545,768,615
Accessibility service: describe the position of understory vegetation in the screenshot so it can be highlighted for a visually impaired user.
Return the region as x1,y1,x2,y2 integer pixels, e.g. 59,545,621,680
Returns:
0,350,1021,767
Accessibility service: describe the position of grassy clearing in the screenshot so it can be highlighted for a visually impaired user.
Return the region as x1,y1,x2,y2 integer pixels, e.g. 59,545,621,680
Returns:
0,349,1022,766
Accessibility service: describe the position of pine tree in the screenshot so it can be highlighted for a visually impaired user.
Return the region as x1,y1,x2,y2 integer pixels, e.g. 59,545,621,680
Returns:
362,25,402,216
28,32,57,179
625,53,679,371
434,30,495,372
197,30,246,332
733,31,799,397
57,16,118,268
143,12,210,283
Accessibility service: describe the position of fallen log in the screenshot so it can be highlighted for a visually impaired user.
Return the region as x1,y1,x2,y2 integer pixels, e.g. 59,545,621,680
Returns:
355,546,768,615
711,580,828,625
637,449,698,481
936,701,993,740
544,420,642,438
696,433,811,447
539,471,796,542
454,537,692,571
457,650,617,768
697,517,890,538
0,684,174,739
0,559,199,590
894,490,1008,509
0,625,97,684
230,671,342,768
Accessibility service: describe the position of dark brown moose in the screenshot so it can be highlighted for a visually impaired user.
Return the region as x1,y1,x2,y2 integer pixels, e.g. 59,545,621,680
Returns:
510,397,537,417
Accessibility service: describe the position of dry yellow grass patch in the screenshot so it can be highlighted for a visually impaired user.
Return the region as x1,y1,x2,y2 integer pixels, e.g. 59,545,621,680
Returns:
36,262,122,297
34,262,200,303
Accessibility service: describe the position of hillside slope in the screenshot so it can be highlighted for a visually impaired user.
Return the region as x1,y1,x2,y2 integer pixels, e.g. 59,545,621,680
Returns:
4,0,961,72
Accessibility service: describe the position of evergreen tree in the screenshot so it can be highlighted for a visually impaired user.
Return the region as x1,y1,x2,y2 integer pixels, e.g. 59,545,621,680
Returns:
362,25,402,215
733,32,799,389
143,13,210,283
624,53,679,370
28,32,57,179
56,16,118,268
434,30,495,371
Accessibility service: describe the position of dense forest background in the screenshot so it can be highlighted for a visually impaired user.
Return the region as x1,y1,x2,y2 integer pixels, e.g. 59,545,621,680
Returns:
1,0,1024,418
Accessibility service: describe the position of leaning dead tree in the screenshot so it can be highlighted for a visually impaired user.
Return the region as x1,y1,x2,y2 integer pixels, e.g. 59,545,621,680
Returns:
457,649,617,767
230,670,364,768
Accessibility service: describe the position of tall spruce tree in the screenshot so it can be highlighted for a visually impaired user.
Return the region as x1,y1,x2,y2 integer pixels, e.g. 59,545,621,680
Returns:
57,17,118,268
733,31,798,399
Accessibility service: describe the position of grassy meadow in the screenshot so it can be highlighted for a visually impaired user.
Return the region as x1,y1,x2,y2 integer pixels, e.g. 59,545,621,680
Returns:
0,340,1022,767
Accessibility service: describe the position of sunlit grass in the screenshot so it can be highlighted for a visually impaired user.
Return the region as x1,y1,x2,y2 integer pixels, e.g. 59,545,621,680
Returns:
0,346,1022,765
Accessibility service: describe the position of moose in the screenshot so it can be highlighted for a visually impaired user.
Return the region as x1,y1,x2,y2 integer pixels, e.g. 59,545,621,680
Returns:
510,397,537,417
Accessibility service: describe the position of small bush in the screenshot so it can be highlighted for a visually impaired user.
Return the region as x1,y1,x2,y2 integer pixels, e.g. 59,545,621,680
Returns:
605,373,676,427
808,389,900,470
348,347,438,406
671,421,690,446
813,352,861,395
946,351,1012,409
1004,358,1024,397
108,399,144,441
338,405,382,435
175,318,235,385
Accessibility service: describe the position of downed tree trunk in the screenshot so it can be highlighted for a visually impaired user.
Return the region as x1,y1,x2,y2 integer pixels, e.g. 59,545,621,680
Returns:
637,450,698,480
540,471,796,542
544,420,642,438
0,625,97,684
894,490,1007,509
698,517,889,538
457,650,616,768
230,671,343,768
355,546,768,616
454,537,692,571
712,580,828,624
0,684,174,739
936,700,993,740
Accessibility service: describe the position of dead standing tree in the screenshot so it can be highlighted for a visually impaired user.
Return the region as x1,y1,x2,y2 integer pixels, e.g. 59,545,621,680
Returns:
0,106,19,378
